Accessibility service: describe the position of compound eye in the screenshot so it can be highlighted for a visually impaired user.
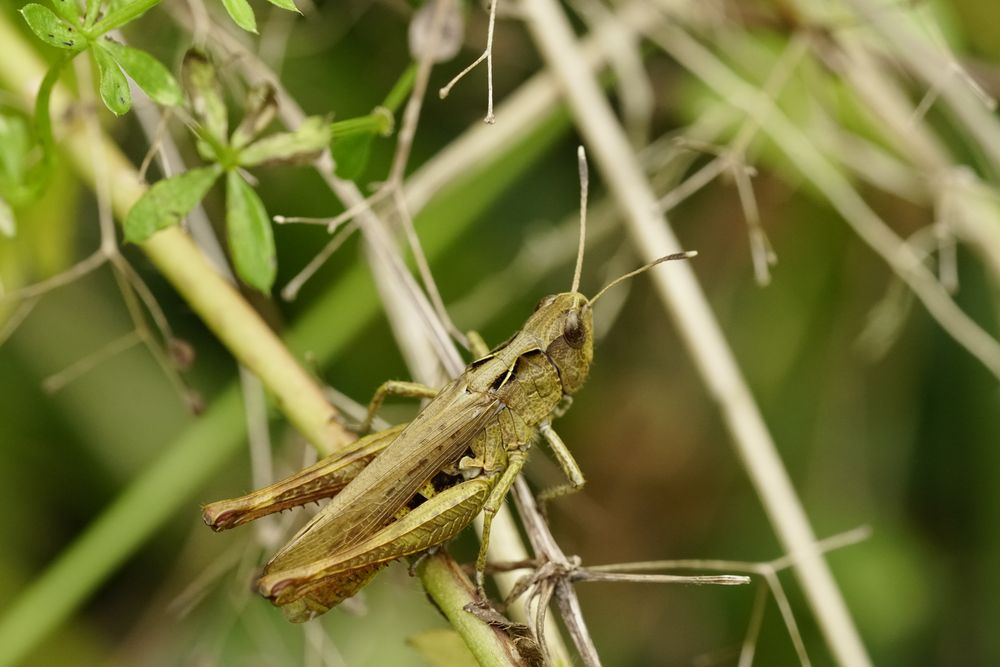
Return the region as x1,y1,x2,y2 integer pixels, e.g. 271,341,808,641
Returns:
563,310,585,348
534,295,557,312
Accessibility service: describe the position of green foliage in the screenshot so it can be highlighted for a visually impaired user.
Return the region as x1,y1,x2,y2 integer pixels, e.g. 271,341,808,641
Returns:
99,40,183,106
237,116,330,167
225,171,276,291
20,0,179,116
91,44,130,115
181,50,229,145
332,130,375,180
221,0,258,33
50,0,82,23
329,110,393,180
123,165,223,243
218,0,303,34
20,3,81,49
329,68,410,181
230,84,277,149
90,0,160,33
264,0,299,12
125,50,334,291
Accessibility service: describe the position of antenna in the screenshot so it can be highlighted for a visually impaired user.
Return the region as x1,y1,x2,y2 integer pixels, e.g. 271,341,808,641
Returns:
589,251,697,306
571,145,589,294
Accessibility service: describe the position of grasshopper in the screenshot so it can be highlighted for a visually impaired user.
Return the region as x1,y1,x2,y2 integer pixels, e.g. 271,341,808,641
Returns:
203,155,695,622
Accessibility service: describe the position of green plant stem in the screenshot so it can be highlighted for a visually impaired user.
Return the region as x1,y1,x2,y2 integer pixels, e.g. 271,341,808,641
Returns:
417,555,523,667
33,55,67,156
31,52,73,192
0,20,571,665
331,111,392,139
382,62,417,114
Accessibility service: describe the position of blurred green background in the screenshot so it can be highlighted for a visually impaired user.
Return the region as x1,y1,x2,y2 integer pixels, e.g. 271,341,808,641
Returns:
2,0,999,665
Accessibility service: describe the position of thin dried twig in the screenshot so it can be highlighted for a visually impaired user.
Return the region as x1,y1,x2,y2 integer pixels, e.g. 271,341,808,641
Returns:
512,478,600,667
0,250,107,302
41,330,143,393
590,525,872,667
439,0,500,123
390,187,471,351
405,1,664,213
110,255,176,343
371,0,476,352
135,106,172,182
389,0,447,185
737,585,769,667
0,298,36,346
281,220,360,302
571,571,749,585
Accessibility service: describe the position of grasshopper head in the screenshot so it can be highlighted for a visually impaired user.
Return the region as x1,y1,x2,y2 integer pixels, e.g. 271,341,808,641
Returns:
531,291,594,395
523,146,694,396
529,246,697,396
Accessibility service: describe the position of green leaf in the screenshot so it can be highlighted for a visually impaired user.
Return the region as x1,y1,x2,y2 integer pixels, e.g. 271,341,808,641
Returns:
93,46,131,115
20,4,83,50
90,0,160,34
382,63,416,114
51,0,81,24
230,84,277,148
237,116,331,167
264,0,300,12
124,165,222,242
332,131,374,181
181,50,228,143
221,0,257,33
194,139,218,163
101,41,182,106
225,171,275,291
